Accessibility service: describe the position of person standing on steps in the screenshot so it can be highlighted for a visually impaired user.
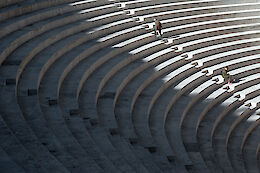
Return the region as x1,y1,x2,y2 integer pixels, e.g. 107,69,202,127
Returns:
222,66,234,84
154,18,162,37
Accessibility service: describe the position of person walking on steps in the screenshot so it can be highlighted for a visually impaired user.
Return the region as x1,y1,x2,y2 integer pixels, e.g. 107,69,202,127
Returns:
154,18,162,37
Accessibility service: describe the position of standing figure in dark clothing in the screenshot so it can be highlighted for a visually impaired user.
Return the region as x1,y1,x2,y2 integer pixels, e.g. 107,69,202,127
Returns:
154,18,162,36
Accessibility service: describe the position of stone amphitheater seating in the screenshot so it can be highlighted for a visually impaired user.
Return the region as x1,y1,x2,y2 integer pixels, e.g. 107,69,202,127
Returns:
0,0,260,173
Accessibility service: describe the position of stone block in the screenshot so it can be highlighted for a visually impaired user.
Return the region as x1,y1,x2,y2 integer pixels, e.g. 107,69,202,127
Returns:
109,128,119,136
146,146,156,153
48,99,58,106
167,155,175,163
70,109,79,116
5,79,15,85
184,143,200,152
2,60,21,65
129,138,138,145
27,89,37,96
99,92,115,99
185,164,193,171
90,118,99,126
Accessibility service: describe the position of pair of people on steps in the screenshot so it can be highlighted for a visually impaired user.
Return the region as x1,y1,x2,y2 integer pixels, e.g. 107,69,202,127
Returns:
222,66,234,84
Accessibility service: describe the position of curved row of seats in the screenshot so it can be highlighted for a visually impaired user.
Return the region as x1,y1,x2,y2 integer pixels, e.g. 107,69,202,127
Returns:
0,0,259,172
